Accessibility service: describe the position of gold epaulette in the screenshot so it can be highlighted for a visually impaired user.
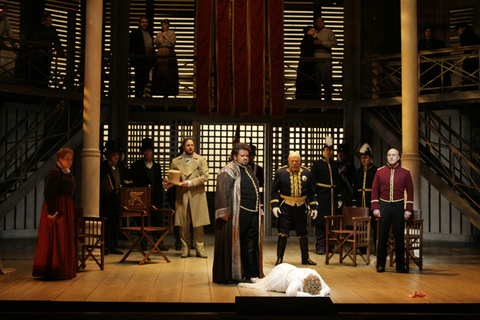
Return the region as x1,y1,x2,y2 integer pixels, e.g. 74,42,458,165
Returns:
377,166,385,170
279,165,288,169
301,166,310,171
401,166,410,171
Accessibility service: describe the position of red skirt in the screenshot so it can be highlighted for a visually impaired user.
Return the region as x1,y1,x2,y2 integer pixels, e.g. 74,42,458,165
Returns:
32,194,76,279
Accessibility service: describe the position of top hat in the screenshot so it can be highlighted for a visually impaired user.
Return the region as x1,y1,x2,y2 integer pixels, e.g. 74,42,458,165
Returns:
167,169,182,185
104,140,121,155
359,143,372,157
140,138,154,151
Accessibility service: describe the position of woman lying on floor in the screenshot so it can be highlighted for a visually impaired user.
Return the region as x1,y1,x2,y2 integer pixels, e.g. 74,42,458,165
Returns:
238,263,330,297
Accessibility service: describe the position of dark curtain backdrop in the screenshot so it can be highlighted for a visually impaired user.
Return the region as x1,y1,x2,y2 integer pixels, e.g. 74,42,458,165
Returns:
195,0,284,117
195,0,213,116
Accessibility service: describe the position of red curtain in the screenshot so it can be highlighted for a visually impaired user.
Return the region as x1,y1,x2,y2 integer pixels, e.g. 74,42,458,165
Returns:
233,0,248,114
268,0,285,117
196,0,285,117
249,0,265,117
195,0,213,116
216,0,233,116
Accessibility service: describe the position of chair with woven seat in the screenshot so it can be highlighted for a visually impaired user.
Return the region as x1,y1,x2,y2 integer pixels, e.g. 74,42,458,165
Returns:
118,186,174,265
325,206,371,266
74,207,106,271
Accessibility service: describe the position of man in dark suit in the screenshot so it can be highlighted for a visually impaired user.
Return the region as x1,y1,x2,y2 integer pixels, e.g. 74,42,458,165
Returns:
352,143,378,254
311,136,341,255
129,16,154,98
128,138,168,251
100,140,127,255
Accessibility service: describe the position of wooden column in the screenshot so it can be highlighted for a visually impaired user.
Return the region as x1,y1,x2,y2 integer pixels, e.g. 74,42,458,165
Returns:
401,0,420,210
81,0,103,217
343,0,362,162
110,0,130,152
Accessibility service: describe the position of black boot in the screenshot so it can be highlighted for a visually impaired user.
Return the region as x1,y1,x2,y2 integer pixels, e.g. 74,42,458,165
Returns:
241,239,259,280
300,235,316,265
275,235,288,266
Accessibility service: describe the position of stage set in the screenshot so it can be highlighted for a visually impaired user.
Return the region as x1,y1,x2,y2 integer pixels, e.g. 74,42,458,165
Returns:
1,234,479,319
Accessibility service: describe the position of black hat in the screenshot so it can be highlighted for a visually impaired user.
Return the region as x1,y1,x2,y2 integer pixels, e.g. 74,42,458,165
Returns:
338,144,349,154
140,138,154,151
359,143,372,157
303,25,314,35
323,136,334,150
103,140,121,155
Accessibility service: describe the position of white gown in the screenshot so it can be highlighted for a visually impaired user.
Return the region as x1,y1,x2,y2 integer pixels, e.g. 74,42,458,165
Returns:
238,263,331,297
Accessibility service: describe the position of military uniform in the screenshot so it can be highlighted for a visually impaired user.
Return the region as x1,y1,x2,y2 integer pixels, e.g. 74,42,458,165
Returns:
371,163,414,271
352,163,378,253
271,165,317,265
311,157,341,252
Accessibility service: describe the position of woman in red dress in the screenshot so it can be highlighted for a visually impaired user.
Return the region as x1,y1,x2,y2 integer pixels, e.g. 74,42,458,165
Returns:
33,148,76,279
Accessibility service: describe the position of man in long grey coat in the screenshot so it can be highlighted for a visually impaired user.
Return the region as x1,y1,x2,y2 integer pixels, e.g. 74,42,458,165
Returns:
164,137,210,258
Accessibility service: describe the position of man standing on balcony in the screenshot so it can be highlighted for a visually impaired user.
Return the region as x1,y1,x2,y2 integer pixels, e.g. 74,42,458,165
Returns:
372,148,414,273
0,5,16,48
129,16,154,98
313,16,337,100
29,13,63,88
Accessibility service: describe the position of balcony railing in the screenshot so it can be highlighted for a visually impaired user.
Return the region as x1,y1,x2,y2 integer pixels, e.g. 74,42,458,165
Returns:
361,45,480,99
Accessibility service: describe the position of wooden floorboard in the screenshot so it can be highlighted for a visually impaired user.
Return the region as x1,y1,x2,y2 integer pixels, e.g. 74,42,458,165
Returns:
1,235,480,305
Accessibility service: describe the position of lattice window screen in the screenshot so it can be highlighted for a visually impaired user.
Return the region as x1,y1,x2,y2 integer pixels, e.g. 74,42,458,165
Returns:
200,124,266,193
271,123,344,172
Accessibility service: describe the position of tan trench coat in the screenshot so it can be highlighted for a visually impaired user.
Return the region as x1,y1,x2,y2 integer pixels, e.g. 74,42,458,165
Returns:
169,152,210,227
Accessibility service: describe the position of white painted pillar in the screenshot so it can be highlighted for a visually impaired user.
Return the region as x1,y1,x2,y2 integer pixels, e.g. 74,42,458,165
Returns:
81,0,103,217
401,0,421,211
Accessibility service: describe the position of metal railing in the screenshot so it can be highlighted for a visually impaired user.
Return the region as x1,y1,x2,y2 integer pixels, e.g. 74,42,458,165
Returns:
0,98,83,202
368,105,480,214
361,45,480,99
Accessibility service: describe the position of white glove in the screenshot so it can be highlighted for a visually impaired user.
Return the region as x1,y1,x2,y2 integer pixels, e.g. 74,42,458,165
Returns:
273,207,280,218
310,210,317,220
337,200,342,209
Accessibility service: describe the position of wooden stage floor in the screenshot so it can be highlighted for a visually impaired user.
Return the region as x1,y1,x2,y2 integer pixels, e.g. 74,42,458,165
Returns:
1,235,479,318
2,234,480,303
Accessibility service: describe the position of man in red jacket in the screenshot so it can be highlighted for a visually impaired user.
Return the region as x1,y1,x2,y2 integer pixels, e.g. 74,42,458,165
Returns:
371,148,414,273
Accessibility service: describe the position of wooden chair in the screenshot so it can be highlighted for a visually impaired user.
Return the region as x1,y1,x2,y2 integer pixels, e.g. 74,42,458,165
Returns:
74,207,106,271
325,206,371,266
377,210,423,270
118,186,174,265
405,210,423,270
